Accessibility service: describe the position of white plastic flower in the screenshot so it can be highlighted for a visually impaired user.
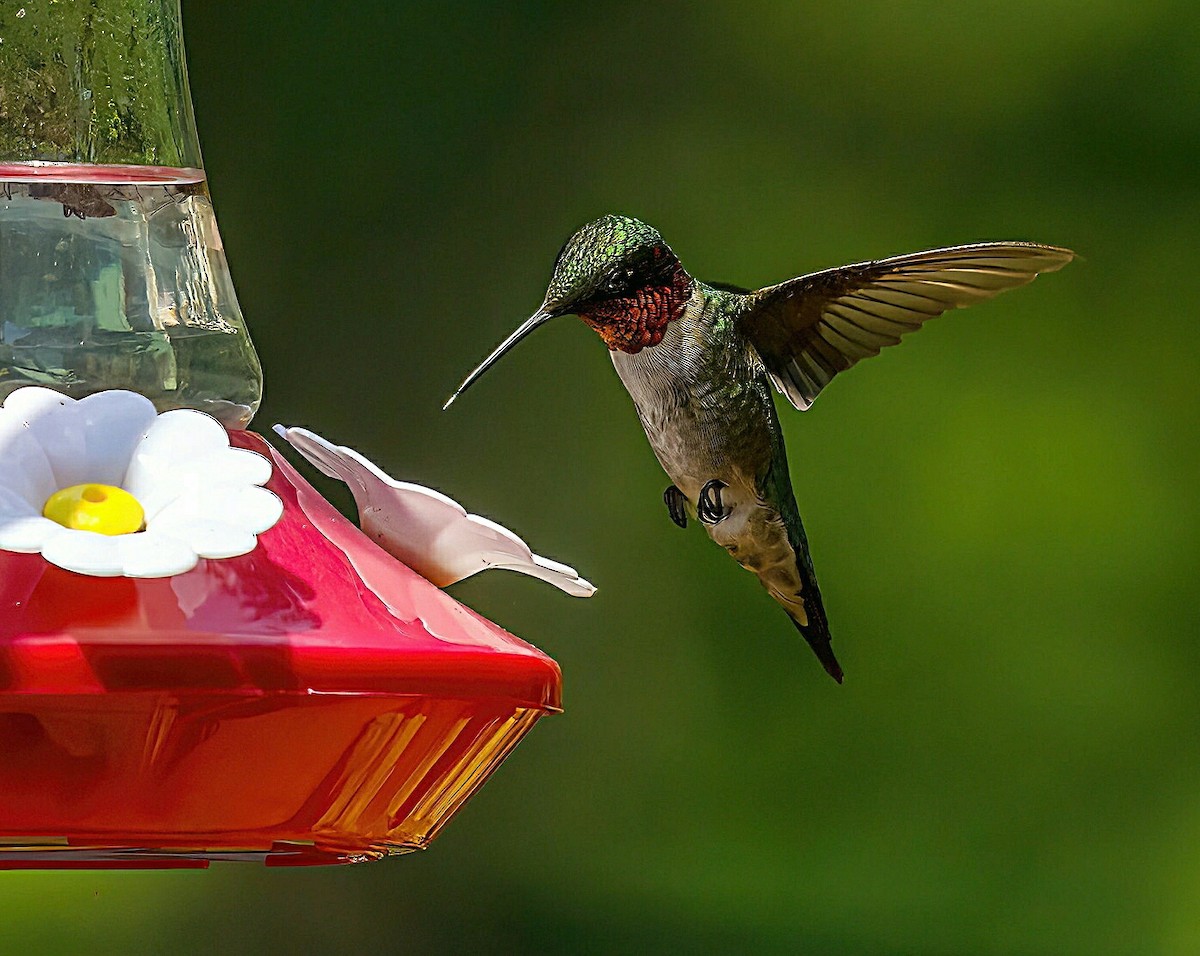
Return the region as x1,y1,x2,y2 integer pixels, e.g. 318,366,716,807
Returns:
0,387,282,578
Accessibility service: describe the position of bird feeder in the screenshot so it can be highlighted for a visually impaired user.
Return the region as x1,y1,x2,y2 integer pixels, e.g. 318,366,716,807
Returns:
0,0,582,866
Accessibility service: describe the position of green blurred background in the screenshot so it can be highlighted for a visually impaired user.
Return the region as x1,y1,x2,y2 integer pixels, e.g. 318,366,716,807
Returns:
12,0,1200,952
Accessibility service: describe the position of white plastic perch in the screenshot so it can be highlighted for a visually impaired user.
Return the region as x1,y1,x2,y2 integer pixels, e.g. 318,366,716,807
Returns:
274,425,595,597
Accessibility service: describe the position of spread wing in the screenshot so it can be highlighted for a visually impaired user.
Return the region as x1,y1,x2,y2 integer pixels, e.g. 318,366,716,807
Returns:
740,242,1075,410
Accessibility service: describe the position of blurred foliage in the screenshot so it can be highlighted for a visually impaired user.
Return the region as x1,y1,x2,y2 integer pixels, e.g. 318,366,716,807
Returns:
8,0,1200,953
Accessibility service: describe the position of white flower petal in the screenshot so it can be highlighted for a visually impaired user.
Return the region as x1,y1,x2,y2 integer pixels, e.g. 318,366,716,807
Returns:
152,485,282,537
77,391,159,486
128,408,229,473
1,388,156,491
0,486,38,521
136,449,275,522
0,515,66,552
0,387,87,489
193,446,273,487
124,409,236,517
225,486,283,534
41,529,125,576
116,531,199,578
0,391,60,508
150,517,256,560
0,387,73,419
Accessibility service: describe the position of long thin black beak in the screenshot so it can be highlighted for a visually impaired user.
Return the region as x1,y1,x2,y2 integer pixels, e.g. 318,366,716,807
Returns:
443,307,555,409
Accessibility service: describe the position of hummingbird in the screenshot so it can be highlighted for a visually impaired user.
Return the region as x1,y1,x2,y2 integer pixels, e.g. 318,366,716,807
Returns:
444,216,1074,681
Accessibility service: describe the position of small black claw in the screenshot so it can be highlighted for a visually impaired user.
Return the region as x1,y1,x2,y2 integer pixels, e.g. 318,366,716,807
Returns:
663,485,688,528
697,479,730,525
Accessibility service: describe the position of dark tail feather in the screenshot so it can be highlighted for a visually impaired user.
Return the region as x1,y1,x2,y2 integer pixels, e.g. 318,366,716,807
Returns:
760,441,843,682
784,519,843,683
792,614,843,683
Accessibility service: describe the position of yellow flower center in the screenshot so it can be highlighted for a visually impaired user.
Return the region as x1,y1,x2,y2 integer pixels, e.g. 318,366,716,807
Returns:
43,484,146,536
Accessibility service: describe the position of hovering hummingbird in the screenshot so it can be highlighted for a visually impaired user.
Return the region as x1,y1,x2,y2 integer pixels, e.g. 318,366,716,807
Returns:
445,216,1074,681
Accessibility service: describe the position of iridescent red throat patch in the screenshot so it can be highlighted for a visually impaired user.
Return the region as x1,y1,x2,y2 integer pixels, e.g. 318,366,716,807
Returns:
581,266,693,354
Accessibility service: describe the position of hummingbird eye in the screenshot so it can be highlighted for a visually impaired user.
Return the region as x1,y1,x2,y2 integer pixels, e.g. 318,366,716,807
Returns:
602,266,636,296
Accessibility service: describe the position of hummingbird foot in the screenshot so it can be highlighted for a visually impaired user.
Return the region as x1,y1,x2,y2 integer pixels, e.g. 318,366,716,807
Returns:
663,485,689,528
697,479,730,525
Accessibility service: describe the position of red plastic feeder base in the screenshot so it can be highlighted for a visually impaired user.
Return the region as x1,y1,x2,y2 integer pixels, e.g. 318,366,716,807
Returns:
0,433,562,867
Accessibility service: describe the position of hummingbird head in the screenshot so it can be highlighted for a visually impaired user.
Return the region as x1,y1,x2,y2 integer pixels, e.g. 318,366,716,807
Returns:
543,215,690,341
445,215,693,408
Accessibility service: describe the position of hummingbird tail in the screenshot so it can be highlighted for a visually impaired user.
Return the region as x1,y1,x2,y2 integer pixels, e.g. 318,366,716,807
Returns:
791,535,843,682
788,611,843,684
773,513,843,683
731,504,844,682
